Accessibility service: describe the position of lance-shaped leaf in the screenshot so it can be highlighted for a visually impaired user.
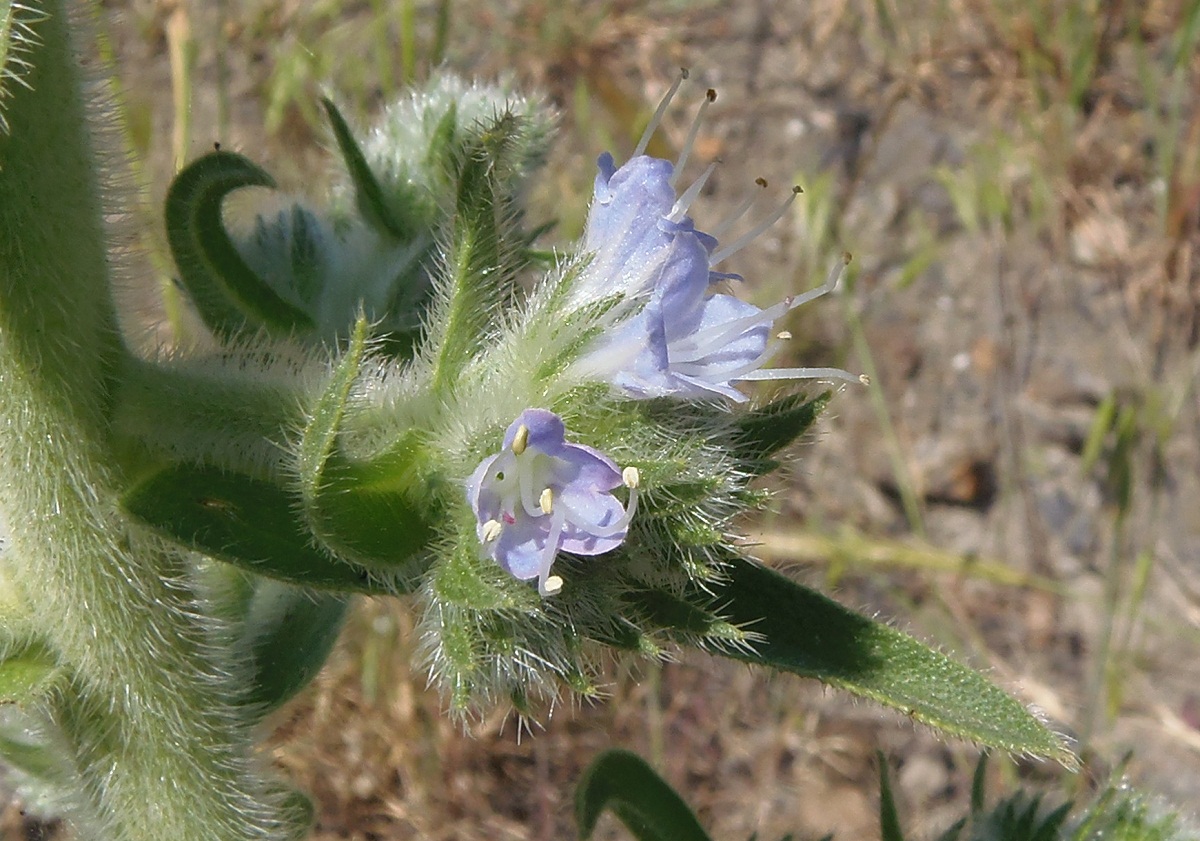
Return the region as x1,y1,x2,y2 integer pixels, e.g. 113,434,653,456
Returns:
322,97,406,239
298,318,438,576
122,464,384,593
239,580,350,715
575,749,712,841
426,111,526,392
691,558,1075,765
733,391,829,475
165,150,316,337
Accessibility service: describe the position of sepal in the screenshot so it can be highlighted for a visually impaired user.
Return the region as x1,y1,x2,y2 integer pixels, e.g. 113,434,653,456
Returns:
733,391,830,475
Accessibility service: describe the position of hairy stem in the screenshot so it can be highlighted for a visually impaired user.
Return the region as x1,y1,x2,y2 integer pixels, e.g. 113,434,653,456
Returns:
0,4,292,838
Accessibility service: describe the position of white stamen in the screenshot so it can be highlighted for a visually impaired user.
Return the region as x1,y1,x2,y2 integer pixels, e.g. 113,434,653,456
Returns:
777,330,792,340
785,253,849,313
518,467,544,518
710,177,769,239
539,487,554,515
670,304,783,364
736,366,864,385
668,161,718,222
511,424,530,455
537,507,568,597
556,472,640,538
710,186,802,265
670,88,717,188
634,68,689,158
482,519,503,542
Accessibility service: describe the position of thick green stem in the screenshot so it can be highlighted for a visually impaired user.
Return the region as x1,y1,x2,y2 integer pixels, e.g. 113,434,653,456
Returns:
0,5,291,839
115,354,312,477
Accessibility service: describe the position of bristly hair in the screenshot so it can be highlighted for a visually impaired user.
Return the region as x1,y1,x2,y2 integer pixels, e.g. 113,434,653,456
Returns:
0,3,47,137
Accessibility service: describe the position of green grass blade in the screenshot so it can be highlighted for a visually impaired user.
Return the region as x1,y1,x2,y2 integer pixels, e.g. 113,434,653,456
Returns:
878,753,907,841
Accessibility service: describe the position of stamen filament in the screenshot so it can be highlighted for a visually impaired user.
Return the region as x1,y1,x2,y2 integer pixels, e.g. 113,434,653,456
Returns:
710,186,801,265
634,68,689,158
668,161,718,222
670,304,784,363
670,88,717,188
518,467,544,518
710,177,768,239
537,508,568,596
736,366,863,384
785,253,849,313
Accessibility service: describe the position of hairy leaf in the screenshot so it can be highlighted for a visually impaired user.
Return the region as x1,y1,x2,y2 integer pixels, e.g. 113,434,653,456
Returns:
123,464,383,592
165,150,316,337
240,580,350,714
698,558,1075,765
575,749,712,841
322,98,405,239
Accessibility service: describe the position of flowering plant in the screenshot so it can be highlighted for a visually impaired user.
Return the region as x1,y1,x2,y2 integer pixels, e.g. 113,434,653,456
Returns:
0,5,1069,840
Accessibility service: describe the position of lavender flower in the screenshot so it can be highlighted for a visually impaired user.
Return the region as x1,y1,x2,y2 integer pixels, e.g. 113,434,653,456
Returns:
573,74,862,401
466,409,639,597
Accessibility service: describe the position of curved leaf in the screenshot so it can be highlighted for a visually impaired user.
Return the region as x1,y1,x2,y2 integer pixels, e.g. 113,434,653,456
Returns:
696,558,1076,765
165,150,316,336
575,749,712,841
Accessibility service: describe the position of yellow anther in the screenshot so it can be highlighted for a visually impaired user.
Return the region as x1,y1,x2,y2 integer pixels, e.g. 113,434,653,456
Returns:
539,487,554,514
622,466,641,489
542,575,564,596
511,424,530,455
858,374,871,386
776,330,792,340
481,519,503,542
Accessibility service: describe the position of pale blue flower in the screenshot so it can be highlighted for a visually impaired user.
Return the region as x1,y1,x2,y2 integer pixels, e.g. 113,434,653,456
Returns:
466,409,639,596
572,77,860,401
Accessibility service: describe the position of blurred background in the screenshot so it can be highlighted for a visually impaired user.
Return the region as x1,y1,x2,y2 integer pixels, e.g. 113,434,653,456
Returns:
9,0,1200,838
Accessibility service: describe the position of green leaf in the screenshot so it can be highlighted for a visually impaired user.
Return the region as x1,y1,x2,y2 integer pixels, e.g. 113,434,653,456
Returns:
696,558,1076,765
165,150,316,337
734,391,829,474
321,98,405,239
298,317,437,574
0,710,75,811
240,580,350,714
575,749,713,841
428,111,522,392
122,464,384,593
0,643,57,705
